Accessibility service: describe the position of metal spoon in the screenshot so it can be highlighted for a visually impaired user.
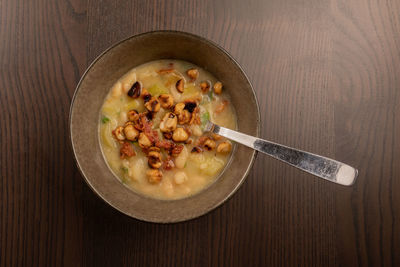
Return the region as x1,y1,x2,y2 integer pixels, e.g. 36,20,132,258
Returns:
204,121,358,186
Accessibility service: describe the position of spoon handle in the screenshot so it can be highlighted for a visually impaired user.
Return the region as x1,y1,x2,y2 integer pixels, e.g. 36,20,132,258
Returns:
210,123,358,186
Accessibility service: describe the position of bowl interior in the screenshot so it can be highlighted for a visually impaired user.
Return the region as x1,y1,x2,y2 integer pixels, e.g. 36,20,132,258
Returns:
70,31,260,223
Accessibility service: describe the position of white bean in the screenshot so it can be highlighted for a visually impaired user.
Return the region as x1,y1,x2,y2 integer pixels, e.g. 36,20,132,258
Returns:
121,72,137,93
129,158,146,182
190,124,203,137
111,82,122,97
174,171,188,185
163,179,174,196
175,146,188,169
119,111,127,122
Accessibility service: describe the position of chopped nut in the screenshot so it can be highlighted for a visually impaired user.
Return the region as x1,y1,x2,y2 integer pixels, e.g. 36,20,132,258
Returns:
112,126,125,141
158,94,174,109
124,121,134,127
171,144,184,157
178,109,191,124
175,79,185,93
183,126,192,135
138,132,152,148
148,151,162,169
146,169,163,184
130,112,141,124
186,68,199,81
144,97,160,112
217,141,232,153
189,112,200,125
172,128,189,142
141,89,152,103
127,81,142,98
200,81,211,93
191,146,203,153
213,81,223,94
184,100,197,113
163,157,175,170
120,142,136,159
127,109,139,121
155,140,175,150
163,131,173,140
145,111,154,121
144,129,159,144
148,146,160,152
130,112,152,132
124,124,139,141
211,133,222,140
174,102,185,115
204,138,216,151
197,136,208,146
159,112,178,132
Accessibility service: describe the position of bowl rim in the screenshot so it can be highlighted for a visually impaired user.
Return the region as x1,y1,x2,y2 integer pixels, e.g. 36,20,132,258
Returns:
69,30,261,223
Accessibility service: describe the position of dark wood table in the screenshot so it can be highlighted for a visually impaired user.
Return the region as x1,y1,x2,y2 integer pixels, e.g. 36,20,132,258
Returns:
1,0,399,266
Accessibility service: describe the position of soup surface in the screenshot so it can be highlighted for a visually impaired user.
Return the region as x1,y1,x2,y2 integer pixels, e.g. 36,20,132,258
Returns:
99,60,236,200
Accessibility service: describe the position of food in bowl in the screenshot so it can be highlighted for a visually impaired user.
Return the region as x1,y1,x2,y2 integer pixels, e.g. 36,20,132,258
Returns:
99,60,236,200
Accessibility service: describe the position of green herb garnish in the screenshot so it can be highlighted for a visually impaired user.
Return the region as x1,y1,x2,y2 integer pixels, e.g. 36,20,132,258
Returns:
121,166,128,174
200,111,210,126
101,116,110,124
208,90,213,100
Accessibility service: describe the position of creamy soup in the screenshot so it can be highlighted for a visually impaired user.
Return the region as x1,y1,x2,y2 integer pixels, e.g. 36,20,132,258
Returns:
99,60,236,200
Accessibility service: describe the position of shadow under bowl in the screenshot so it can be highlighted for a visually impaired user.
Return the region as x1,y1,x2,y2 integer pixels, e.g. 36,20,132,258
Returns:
70,30,260,223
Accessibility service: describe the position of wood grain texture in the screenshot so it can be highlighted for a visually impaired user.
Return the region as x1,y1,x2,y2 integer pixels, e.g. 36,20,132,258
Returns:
1,0,399,266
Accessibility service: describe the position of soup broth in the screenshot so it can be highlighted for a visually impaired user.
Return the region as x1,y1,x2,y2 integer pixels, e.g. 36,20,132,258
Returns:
99,60,236,200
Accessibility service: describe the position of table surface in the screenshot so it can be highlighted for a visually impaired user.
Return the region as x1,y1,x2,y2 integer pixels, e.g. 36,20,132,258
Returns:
1,0,399,266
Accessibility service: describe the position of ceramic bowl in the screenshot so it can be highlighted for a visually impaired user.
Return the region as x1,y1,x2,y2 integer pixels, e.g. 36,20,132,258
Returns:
70,31,260,223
